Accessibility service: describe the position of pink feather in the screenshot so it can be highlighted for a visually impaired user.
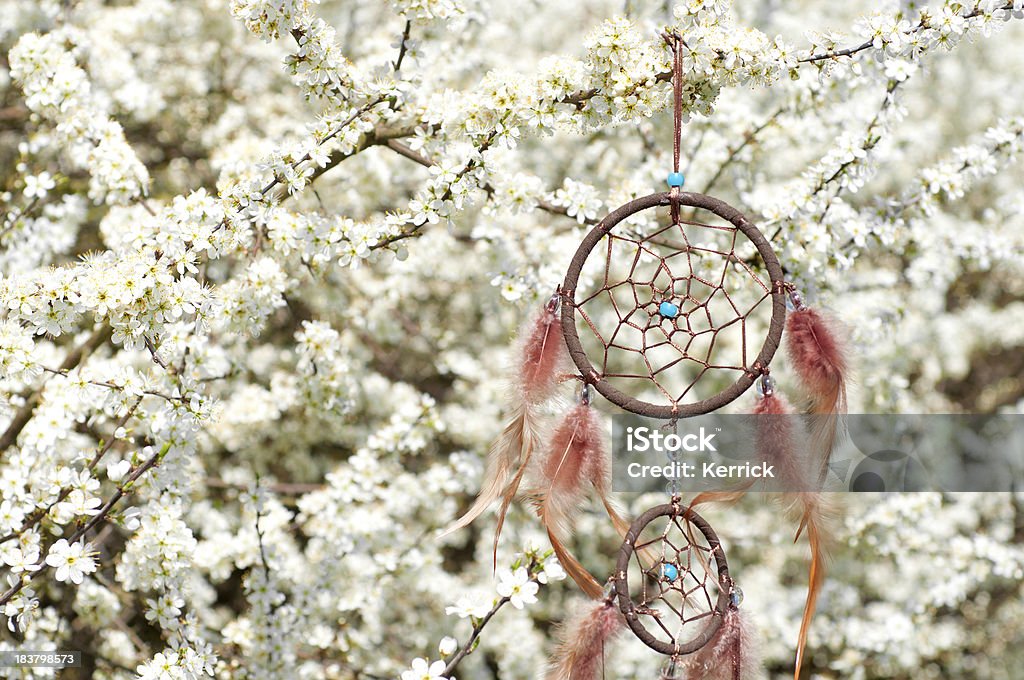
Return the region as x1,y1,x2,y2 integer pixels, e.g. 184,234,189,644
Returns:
785,304,849,489
676,607,762,680
531,400,609,599
785,307,847,407
517,297,568,403
545,599,623,680
534,402,607,539
438,294,567,549
752,391,811,492
752,381,837,680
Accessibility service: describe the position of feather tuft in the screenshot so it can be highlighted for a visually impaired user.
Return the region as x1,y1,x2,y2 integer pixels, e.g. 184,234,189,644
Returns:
545,599,623,680
785,307,847,407
752,391,812,494
517,295,569,404
529,400,610,598
676,607,763,680
751,385,839,680
547,528,605,600
437,403,540,541
785,304,849,487
532,402,607,539
438,295,566,547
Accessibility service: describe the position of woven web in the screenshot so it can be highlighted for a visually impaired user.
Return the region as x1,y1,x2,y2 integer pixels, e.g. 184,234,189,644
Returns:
627,513,724,650
574,211,772,408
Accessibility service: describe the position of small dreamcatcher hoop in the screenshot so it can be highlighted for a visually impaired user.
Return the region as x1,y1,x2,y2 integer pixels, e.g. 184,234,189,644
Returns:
613,502,736,656
560,191,786,419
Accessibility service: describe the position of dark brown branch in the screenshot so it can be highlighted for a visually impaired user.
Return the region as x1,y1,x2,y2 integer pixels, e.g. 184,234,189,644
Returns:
440,594,510,677
0,395,143,545
385,139,432,167
560,70,672,107
372,128,503,249
0,105,27,121
384,140,598,226
799,39,873,63
205,478,324,495
697,107,785,196
258,98,388,198
798,2,1015,63
770,78,902,243
393,19,412,72
302,125,419,187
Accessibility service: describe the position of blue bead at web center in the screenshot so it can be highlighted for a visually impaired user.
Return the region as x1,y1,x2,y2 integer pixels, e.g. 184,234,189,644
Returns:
659,301,680,318
661,563,679,581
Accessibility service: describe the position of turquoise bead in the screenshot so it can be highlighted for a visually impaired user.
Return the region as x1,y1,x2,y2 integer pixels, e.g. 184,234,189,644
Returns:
667,172,685,187
662,563,679,581
659,301,679,318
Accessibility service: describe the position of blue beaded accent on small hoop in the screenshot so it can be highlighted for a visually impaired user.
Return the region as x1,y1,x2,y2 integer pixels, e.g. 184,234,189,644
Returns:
666,172,685,187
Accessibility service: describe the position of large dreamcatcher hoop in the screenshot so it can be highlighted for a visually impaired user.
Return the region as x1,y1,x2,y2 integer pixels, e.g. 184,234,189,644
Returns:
561,191,787,419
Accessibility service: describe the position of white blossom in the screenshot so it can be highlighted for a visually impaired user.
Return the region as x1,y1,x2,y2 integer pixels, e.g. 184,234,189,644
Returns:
401,657,447,680
44,539,98,585
495,567,539,609
23,172,55,199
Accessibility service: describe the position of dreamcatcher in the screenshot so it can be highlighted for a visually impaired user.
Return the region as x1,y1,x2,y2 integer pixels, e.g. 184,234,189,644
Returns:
440,33,849,680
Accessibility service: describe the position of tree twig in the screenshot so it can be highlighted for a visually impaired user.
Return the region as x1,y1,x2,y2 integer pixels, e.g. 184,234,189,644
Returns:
797,2,1015,63
0,324,111,456
0,443,168,609
0,395,144,545
384,140,599,227
205,478,324,495
393,19,412,72
440,594,510,678
697,106,785,197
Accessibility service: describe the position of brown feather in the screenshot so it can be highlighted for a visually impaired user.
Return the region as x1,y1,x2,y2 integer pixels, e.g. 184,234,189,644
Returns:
686,488,752,513
786,306,849,487
752,389,839,680
784,302,850,680
676,606,763,680
517,297,568,404
533,404,602,540
794,508,824,679
491,421,537,568
545,599,623,679
438,296,567,546
531,403,607,598
790,492,840,680
547,526,604,600
437,403,539,540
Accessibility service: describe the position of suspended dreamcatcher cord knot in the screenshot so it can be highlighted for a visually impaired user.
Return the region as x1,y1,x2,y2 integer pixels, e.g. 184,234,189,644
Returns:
665,31,686,225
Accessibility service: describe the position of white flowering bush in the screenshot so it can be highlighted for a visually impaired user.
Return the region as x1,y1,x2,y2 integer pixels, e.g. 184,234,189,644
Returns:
0,0,1022,678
